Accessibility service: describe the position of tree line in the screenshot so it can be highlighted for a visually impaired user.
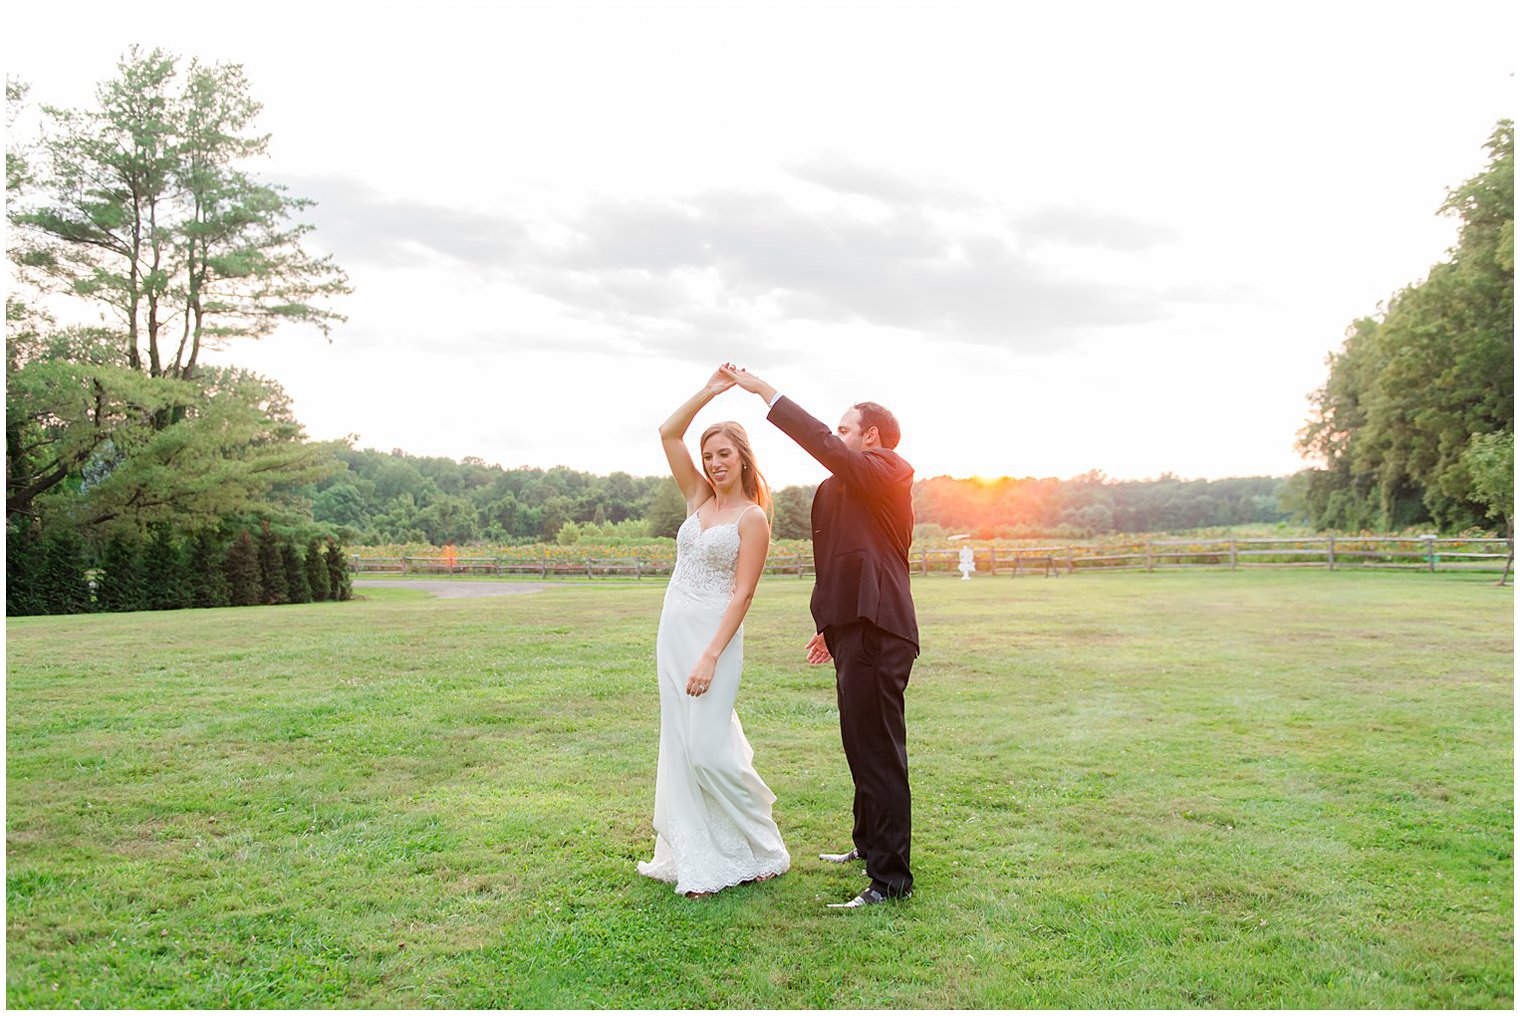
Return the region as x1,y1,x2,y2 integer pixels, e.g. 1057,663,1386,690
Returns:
302,451,1295,545
6,523,352,616
1290,121,1513,538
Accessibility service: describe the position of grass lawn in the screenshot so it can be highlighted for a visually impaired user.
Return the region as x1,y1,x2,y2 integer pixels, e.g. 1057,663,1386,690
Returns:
6,571,1513,1007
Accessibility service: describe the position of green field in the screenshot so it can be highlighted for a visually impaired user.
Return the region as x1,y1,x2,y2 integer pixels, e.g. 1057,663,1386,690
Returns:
6,572,1513,1007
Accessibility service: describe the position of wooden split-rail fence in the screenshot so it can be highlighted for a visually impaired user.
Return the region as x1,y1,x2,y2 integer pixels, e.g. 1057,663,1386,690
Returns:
350,536,1512,578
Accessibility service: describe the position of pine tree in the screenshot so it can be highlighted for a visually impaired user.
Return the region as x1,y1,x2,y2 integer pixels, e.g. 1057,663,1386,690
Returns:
142,524,186,610
41,531,91,614
257,521,287,605
187,530,230,608
305,536,330,601
5,525,47,616
325,540,351,601
96,533,146,612
283,541,311,604
224,530,262,606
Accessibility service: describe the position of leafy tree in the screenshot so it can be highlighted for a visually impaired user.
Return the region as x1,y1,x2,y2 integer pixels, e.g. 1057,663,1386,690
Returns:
64,367,338,533
6,54,346,539
96,532,145,612
416,493,478,545
1464,430,1514,528
313,482,367,527
1297,121,1513,531
771,484,814,541
6,315,194,526
537,495,574,542
1463,430,1515,583
11,47,348,386
645,479,688,539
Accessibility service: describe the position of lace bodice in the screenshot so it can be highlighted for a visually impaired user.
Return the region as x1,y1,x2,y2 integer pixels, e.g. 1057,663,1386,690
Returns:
668,510,747,605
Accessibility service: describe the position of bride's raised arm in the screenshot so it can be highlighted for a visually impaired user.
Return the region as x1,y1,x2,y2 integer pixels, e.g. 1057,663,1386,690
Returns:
658,366,736,511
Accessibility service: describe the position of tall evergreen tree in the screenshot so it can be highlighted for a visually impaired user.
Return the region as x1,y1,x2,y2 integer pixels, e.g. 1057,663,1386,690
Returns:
96,532,145,612
142,523,186,610
12,48,349,387
305,535,330,601
187,529,229,608
5,524,46,616
224,529,261,606
324,540,351,601
283,541,311,604
256,521,287,605
40,530,91,614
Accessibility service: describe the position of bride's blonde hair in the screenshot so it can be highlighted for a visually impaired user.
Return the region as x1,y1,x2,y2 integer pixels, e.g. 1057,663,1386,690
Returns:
700,421,771,513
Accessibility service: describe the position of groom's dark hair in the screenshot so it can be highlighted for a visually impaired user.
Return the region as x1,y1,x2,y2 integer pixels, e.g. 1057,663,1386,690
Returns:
853,402,901,450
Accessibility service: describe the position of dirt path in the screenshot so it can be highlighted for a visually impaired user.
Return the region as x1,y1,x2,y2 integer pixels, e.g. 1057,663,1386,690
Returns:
352,579,557,599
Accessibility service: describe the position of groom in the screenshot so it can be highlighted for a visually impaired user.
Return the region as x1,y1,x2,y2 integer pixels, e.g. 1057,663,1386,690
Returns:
721,366,918,909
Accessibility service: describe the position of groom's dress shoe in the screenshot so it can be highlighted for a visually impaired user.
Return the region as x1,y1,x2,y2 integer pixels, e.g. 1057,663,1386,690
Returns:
827,886,911,909
819,847,862,863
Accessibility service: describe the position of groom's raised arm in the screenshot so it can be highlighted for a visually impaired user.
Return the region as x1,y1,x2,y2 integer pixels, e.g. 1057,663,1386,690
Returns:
766,397,905,491
717,363,908,491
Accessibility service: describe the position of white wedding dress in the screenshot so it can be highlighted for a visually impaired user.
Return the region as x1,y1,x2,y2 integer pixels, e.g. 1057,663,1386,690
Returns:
637,507,791,894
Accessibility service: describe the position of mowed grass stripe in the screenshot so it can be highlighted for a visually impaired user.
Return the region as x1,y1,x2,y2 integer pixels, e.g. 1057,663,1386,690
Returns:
6,572,1512,1007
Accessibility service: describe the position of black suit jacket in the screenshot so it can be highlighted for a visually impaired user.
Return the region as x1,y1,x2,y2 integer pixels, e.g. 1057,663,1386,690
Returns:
767,396,919,652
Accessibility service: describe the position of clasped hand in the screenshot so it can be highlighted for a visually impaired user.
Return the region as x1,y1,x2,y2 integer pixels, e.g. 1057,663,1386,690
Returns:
719,363,767,394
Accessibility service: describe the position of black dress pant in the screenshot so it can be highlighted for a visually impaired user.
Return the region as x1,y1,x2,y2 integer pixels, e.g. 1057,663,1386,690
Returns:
823,620,914,897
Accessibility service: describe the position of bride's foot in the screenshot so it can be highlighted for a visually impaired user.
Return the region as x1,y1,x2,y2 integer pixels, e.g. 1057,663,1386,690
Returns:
742,871,781,886
685,890,715,899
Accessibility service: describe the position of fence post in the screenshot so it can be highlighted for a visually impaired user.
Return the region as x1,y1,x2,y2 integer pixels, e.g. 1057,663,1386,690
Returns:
1145,543,1153,573
1066,546,1075,574
1229,540,1237,570
635,556,643,580
1327,535,1336,571
1426,536,1437,573
401,554,410,575
989,545,998,576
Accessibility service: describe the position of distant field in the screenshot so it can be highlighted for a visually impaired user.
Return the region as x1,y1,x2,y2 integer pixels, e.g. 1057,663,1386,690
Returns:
6,572,1512,1007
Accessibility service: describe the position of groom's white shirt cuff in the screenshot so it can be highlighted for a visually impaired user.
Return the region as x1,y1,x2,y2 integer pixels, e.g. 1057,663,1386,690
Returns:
767,391,784,408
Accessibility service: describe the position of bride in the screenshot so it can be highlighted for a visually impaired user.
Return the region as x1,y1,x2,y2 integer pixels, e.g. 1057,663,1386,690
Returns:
637,366,791,897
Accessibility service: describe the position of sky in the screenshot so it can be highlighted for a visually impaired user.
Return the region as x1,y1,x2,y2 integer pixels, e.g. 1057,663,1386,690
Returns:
5,0,1514,489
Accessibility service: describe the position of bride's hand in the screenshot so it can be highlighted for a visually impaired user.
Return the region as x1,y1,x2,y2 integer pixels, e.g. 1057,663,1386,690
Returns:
706,365,738,395
686,653,718,696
